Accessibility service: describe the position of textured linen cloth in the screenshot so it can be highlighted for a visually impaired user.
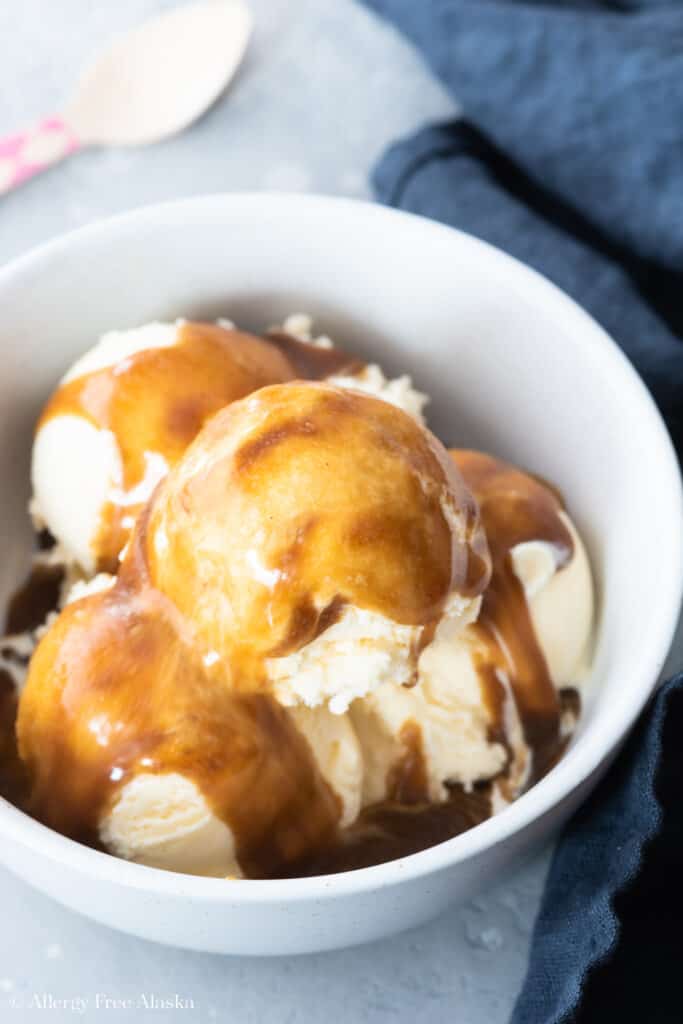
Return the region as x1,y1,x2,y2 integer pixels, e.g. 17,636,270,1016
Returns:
360,1,683,1019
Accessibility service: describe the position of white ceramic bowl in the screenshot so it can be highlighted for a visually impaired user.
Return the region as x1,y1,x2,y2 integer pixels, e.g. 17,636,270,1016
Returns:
0,194,680,955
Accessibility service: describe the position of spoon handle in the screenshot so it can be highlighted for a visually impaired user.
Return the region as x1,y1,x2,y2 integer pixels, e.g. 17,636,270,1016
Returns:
0,117,80,195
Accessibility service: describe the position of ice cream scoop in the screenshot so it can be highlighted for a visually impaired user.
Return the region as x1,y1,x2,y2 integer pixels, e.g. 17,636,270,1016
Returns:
454,449,592,781
351,451,593,807
100,773,240,878
17,579,344,878
99,704,362,876
32,322,299,574
31,320,367,576
17,381,492,877
13,350,595,880
145,382,491,705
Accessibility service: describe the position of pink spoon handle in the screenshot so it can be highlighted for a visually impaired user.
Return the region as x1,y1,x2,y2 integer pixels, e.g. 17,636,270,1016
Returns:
0,117,80,194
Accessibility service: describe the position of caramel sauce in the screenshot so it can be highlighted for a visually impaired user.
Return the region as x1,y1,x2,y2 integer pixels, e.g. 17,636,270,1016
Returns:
37,324,301,570
147,384,491,677
386,720,430,805
6,563,63,635
10,386,495,876
16,525,341,877
0,670,28,808
278,783,492,877
1,347,583,876
266,330,361,379
452,450,574,783
36,325,361,573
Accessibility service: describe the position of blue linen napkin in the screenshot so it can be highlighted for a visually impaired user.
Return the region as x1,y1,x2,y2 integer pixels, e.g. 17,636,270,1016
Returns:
359,1,683,1019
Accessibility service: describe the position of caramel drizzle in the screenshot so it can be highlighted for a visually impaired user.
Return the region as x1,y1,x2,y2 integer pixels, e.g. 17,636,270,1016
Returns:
147,384,491,676
0,671,28,808
16,522,342,878
385,720,430,804
266,330,361,379
452,450,574,784
3,441,582,876
278,782,493,878
37,324,355,571
15,386,492,877
7,344,579,876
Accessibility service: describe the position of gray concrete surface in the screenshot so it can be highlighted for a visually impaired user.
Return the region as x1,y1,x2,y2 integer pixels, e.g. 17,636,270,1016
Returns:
2,2,677,1022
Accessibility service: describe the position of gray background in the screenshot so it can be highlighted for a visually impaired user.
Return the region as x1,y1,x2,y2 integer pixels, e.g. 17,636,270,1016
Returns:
1,2,678,1022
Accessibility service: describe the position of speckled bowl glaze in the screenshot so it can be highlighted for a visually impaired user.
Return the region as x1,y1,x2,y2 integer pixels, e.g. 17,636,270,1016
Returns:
0,194,680,954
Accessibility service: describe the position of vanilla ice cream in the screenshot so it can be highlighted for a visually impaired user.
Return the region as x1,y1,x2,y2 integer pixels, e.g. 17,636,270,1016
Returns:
100,773,240,877
351,619,520,805
16,380,494,876
512,513,593,687
17,582,344,879
348,450,594,810
31,320,298,573
281,313,428,423
31,316,426,576
99,703,363,875
351,503,593,806
327,364,428,424
146,382,490,702
7,317,596,882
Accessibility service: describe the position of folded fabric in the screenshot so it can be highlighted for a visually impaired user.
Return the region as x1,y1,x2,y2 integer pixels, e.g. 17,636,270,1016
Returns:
359,1,683,1020
365,0,683,272
375,119,683,449
513,673,683,1022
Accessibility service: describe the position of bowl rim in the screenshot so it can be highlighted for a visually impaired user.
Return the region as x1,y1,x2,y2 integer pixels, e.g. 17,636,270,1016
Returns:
1,191,681,903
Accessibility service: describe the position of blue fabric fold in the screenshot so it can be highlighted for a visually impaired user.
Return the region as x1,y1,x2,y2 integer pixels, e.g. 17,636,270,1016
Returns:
374,119,683,449
367,0,683,269
360,0,683,1019
515,673,683,1023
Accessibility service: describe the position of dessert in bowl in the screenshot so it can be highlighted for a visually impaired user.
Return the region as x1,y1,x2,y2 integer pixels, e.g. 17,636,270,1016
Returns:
2,311,593,880
0,194,679,953
4,312,593,881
